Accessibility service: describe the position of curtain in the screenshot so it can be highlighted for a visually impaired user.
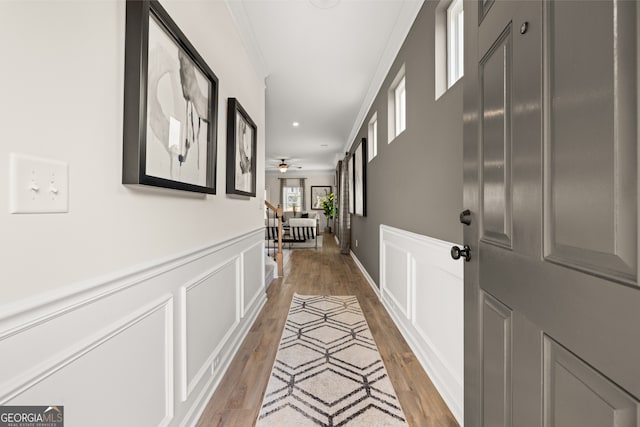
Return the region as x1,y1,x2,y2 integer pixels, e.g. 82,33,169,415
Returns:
337,157,351,253
334,161,341,237
300,178,306,211
279,177,285,210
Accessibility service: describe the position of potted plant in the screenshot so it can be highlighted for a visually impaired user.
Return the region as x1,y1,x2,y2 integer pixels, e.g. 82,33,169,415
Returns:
320,193,335,233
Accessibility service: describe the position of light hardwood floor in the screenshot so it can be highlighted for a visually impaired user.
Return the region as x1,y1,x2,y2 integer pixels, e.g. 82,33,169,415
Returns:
196,234,459,427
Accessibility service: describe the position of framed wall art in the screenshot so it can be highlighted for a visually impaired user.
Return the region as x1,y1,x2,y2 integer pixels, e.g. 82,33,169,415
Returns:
226,98,257,197
354,137,367,216
348,154,355,215
311,186,332,210
122,0,219,194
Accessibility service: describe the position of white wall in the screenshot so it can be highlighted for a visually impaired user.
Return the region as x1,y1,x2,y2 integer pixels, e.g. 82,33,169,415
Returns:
0,1,266,425
265,171,335,231
0,0,265,304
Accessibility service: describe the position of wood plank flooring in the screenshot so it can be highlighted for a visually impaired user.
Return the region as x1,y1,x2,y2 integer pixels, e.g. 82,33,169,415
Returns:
196,234,459,427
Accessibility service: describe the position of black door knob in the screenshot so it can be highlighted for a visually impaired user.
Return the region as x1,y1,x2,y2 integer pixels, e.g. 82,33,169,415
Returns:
459,209,471,225
451,245,471,262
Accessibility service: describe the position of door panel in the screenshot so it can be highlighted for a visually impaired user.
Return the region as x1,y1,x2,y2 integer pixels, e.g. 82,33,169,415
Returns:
480,25,513,249
544,336,639,427
464,0,640,425
482,293,512,427
544,0,637,284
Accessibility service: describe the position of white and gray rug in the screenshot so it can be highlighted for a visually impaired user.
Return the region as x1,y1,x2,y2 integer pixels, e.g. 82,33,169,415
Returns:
256,294,408,426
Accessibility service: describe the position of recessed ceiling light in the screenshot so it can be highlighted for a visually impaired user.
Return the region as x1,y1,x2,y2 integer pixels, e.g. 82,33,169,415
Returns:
292,122,300,127
310,0,340,9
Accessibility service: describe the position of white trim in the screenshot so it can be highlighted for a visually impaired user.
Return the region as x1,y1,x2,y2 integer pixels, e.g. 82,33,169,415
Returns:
387,64,407,144
349,250,380,298
242,241,266,317
344,0,424,154
380,241,411,319
0,227,264,338
446,0,464,87
382,294,463,424
179,292,266,427
367,112,378,162
0,295,175,423
223,0,269,82
379,224,464,425
0,228,266,427
394,76,407,136
180,256,241,401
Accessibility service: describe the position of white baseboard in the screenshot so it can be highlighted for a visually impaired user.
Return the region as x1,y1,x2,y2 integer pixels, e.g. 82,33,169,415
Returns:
0,228,267,427
378,225,464,425
180,292,266,427
379,225,464,424
350,238,463,424
350,250,380,298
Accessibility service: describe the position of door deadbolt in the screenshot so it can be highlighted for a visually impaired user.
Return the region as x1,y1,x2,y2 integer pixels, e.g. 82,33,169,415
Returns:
459,209,471,226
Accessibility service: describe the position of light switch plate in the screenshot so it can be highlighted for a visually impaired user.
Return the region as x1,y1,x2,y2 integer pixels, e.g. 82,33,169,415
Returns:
9,153,69,214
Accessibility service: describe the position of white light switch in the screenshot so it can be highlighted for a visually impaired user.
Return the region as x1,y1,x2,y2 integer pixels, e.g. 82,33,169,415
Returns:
9,153,69,214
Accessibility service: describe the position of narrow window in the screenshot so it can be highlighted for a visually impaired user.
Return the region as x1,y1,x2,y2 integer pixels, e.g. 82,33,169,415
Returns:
368,113,378,161
394,77,406,136
447,0,464,87
387,65,406,142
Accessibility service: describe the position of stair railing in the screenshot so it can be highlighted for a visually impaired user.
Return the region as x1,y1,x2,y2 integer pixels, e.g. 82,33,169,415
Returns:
265,200,283,276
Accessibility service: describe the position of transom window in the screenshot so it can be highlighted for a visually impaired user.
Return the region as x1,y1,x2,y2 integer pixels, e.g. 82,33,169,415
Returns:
388,65,406,142
394,77,406,136
368,113,378,161
447,0,464,87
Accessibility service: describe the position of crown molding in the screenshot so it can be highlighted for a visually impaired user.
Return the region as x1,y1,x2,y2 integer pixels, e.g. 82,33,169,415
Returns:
342,0,424,156
224,0,270,81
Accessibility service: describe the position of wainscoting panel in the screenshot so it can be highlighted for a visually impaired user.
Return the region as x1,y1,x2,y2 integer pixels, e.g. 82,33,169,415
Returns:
379,224,464,425
381,241,411,318
181,258,240,401
0,228,266,427
6,296,174,427
242,242,265,318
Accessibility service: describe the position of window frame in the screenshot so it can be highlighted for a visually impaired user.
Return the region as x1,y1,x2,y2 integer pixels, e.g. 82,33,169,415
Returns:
367,112,378,162
282,185,302,212
394,77,406,136
447,0,464,87
387,64,406,143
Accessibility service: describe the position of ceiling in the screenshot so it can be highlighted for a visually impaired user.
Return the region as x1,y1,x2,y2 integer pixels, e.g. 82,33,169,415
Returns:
226,0,424,173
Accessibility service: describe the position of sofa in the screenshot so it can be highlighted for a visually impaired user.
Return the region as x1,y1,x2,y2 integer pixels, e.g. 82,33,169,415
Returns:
264,215,319,249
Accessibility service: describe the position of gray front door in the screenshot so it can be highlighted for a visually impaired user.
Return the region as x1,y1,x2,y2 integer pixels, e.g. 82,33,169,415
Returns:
463,1,640,426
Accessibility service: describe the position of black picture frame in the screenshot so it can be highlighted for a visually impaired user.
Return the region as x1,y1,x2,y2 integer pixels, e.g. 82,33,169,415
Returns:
348,154,355,215
353,137,367,216
122,0,219,194
226,98,258,197
311,186,332,210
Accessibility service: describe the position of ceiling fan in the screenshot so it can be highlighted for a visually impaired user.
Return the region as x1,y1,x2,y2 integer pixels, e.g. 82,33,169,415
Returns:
269,158,301,173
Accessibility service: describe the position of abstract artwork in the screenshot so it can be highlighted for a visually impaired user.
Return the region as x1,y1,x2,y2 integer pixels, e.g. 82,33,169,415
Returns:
354,138,367,216
123,1,218,194
348,154,355,215
226,98,257,197
311,186,331,210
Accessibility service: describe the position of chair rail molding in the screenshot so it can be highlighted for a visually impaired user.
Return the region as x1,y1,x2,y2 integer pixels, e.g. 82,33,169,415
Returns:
0,227,266,427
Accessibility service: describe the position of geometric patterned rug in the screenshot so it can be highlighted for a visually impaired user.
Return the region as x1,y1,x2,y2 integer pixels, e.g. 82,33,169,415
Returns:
256,294,408,426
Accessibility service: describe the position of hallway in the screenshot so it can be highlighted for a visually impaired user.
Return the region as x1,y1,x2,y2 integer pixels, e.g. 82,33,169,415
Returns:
196,236,459,426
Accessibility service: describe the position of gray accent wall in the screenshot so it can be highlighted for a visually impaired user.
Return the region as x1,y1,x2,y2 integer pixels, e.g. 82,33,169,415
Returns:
348,1,463,286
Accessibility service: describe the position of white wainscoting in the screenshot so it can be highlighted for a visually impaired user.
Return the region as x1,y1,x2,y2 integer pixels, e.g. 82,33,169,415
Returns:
378,225,464,424
0,228,266,427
